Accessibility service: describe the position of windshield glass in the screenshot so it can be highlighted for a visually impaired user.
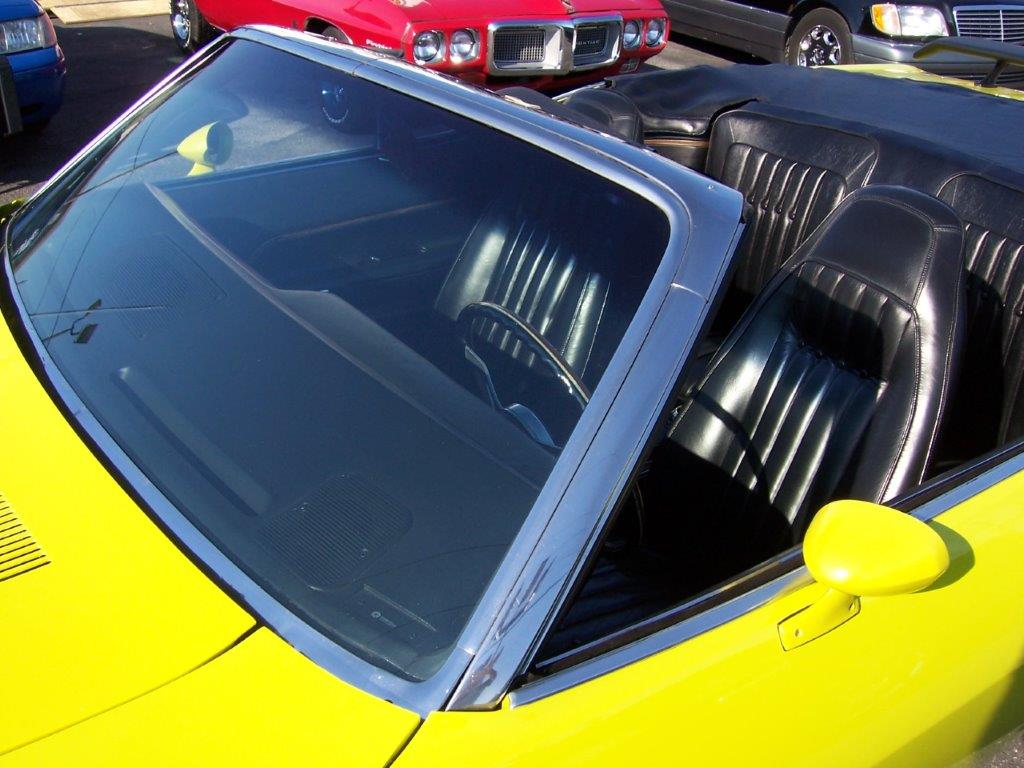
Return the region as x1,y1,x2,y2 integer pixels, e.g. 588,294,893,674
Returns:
6,39,669,681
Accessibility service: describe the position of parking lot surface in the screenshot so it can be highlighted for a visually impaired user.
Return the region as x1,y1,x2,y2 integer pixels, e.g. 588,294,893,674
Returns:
2,16,180,205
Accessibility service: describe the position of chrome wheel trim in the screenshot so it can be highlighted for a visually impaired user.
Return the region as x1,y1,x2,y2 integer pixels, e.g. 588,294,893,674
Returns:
796,24,842,66
171,0,191,43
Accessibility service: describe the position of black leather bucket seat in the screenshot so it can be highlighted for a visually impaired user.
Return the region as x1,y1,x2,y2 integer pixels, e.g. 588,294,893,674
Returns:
435,194,616,393
647,186,965,591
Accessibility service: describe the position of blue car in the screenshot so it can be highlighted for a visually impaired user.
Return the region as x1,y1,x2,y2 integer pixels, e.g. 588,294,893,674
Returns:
0,0,64,133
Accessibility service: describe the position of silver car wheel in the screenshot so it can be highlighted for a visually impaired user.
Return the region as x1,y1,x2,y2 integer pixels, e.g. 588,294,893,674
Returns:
796,24,842,66
171,0,191,43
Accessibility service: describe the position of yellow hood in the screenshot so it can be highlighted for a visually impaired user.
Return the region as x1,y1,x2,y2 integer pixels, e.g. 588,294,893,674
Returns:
0,316,418,762
2,629,421,766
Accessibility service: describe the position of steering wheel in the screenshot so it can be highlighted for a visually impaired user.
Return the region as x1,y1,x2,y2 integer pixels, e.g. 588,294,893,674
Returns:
457,301,591,412
458,302,646,540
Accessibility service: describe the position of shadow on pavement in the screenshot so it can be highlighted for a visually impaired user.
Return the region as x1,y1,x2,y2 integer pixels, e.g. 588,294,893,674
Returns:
1,19,184,204
641,29,765,74
971,660,1024,767
669,30,766,65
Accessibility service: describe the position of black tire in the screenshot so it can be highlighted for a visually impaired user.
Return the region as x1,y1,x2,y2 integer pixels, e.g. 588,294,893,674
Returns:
320,25,348,43
786,9,853,67
170,0,215,54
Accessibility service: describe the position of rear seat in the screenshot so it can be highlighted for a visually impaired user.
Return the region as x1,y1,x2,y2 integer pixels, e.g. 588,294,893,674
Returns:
691,106,1024,465
933,173,1024,461
704,107,878,330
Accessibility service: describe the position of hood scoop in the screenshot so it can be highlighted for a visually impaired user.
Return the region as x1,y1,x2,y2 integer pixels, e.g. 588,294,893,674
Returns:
0,495,51,583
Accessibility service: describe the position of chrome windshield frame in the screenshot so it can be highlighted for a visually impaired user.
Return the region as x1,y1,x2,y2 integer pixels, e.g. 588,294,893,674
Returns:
1,25,745,716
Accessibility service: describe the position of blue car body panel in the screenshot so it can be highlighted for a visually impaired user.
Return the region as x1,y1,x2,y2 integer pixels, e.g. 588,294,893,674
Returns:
9,44,66,123
0,0,41,22
0,0,65,129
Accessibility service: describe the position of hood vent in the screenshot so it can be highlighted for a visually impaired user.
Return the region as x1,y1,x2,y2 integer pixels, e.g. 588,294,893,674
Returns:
0,495,51,583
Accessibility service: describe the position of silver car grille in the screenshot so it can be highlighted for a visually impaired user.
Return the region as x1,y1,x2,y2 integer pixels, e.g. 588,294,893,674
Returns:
487,16,622,75
954,6,1024,44
573,24,613,66
492,28,546,65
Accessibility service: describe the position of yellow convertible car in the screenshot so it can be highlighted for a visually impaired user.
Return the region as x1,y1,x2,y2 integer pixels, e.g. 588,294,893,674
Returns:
1,26,1024,767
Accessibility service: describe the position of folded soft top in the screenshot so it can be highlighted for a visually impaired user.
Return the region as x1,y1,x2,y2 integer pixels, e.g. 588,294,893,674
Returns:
606,64,1024,173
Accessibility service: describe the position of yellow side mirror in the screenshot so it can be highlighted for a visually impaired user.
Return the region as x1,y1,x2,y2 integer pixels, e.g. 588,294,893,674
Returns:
176,121,233,176
805,500,949,596
779,500,949,650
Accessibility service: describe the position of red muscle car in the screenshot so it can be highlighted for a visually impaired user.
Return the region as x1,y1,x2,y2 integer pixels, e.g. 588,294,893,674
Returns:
169,0,669,89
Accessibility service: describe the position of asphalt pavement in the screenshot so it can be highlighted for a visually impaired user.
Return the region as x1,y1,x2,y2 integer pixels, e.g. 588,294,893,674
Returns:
0,16,184,205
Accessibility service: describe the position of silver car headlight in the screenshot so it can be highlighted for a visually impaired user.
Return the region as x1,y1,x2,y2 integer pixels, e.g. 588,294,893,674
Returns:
623,19,643,49
449,29,479,62
870,4,948,37
413,30,444,64
0,14,57,55
645,18,667,46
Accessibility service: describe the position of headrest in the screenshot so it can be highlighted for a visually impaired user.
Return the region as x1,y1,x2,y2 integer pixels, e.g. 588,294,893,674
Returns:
708,105,878,188
559,88,644,144
500,86,644,144
788,185,963,309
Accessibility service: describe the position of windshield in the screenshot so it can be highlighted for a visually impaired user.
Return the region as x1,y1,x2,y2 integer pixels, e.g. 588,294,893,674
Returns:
6,39,669,681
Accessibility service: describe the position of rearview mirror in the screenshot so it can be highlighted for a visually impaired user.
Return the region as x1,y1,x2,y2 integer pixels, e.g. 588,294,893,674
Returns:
805,500,949,596
779,500,949,650
177,121,233,176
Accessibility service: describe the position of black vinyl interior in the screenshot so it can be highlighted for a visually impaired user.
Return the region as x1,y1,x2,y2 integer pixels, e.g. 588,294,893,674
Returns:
702,109,879,333
935,174,1024,464
538,67,1024,663
558,71,1024,472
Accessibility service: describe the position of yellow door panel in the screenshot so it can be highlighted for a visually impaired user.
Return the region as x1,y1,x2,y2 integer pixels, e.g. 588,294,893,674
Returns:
0,320,255,754
396,472,1024,767
0,629,420,767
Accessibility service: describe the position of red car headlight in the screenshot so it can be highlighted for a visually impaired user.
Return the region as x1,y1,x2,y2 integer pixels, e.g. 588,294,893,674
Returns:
645,18,667,47
450,28,479,62
413,30,444,63
623,19,643,49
